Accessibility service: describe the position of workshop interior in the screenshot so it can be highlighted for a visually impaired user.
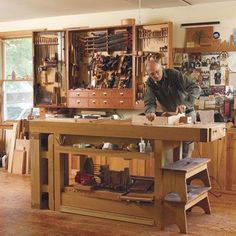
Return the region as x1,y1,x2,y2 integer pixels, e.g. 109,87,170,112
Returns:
0,0,236,235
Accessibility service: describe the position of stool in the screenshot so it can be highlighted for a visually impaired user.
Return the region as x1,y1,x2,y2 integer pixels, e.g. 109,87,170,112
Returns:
161,157,211,233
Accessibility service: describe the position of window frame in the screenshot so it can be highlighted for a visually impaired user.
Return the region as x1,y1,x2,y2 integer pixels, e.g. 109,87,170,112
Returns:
0,31,33,122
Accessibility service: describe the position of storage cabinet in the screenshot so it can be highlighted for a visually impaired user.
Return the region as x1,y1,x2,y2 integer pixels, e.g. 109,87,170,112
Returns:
33,30,67,107
136,22,173,67
32,23,173,109
67,25,135,109
134,22,173,107
65,22,173,109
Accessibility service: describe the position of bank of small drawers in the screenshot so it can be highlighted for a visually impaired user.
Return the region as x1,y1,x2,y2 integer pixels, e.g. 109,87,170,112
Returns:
68,90,89,98
68,98,88,107
68,89,133,109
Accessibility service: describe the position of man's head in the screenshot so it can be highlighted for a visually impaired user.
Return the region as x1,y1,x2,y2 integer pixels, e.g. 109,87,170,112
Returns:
211,57,215,62
146,60,163,81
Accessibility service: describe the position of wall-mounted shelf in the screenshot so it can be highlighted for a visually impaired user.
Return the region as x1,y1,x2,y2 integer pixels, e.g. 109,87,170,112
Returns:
57,145,153,160
174,46,236,53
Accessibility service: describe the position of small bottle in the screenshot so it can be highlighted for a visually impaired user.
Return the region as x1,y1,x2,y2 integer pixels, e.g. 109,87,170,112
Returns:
145,140,152,153
12,70,16,80
139,138,146,153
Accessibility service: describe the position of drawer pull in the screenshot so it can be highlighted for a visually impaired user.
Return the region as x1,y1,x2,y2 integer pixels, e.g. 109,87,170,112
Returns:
76,92,80,96
92,100,96,104
120,92,124,96
92,92,96,96
77,100,80,104
103,100,107,104
103,92,107,96
120,100,124,104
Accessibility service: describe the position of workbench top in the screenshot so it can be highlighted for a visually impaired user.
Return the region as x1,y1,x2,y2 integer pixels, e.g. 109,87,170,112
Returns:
29,118,226,142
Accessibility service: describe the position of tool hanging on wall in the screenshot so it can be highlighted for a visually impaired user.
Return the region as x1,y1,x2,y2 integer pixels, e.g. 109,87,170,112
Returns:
81,31,132,53
138,27,168,49
34,31,65,106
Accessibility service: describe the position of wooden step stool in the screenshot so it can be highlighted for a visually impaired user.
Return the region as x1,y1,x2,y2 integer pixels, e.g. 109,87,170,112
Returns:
161,157,211,234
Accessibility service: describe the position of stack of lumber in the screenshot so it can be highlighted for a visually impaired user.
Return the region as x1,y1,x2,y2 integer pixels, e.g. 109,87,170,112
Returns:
7,120,31,174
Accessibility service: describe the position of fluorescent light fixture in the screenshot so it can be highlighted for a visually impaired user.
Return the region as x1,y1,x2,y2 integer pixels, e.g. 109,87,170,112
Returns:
181,21,220,28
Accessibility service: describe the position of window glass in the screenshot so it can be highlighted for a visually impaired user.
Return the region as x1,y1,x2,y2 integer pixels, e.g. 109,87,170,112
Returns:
3,38,33,120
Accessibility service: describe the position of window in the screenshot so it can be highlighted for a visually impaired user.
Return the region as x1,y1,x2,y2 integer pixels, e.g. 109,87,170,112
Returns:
3,38,33,120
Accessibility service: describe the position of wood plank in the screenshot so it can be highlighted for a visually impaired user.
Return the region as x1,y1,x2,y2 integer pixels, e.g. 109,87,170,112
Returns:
154,140,165,229
162,157,210,172
12,150,26,174
226,131,236,191
7,123,18,173
61,191,156,219
0,123,13,129
185,192,209,210
30,135,41,209
57,145,153,160
0,129,5,151
132,113,184,125
54,150,65,211
60,205,155,225
64,187,123,201
120,194,153,202
15,139,31,174
48,134,55,210
164,186,211,203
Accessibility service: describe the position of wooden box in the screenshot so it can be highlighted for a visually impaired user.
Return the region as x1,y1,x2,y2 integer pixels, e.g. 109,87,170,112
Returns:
185,26,213,48
132,112,184,126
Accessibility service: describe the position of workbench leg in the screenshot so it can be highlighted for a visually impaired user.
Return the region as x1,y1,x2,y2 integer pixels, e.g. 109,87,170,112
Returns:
153,140,165,229
54,147,68,212
30,133,41,209
48,134,55,210
54,150,61,211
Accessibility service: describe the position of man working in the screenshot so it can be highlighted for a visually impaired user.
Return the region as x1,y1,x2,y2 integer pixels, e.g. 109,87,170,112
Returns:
144,60,201,158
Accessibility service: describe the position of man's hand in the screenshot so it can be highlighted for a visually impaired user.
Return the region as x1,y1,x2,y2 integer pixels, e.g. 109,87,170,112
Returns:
176,105,186,114
146,112,156,122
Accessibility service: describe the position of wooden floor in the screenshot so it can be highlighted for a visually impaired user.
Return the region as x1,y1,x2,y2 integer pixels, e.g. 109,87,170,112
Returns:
0,169,236,236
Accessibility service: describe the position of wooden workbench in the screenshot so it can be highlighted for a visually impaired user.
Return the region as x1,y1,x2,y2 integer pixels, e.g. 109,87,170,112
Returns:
29,118,225,229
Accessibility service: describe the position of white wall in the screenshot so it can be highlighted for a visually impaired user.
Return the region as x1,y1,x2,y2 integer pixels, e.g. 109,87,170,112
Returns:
0,1,236,47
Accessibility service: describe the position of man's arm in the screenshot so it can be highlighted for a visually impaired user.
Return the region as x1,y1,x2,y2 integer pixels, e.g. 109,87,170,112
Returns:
144,82,157,114
177,71,201,108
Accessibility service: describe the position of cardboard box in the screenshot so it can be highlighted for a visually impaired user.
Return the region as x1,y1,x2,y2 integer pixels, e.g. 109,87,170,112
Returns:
132,112,185,126
197,110,215,124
